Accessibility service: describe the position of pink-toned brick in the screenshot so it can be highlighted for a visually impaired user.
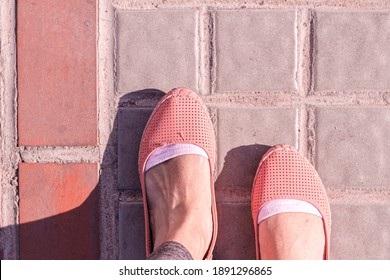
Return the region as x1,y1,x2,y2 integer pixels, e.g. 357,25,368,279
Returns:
19,163,99,259
17,0,97,146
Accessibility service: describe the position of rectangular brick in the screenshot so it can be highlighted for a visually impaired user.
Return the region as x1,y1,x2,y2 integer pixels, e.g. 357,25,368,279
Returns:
214,203,255,260
330,203,390,259
215,10,297,92
315,108,390,188
17,0,97,146
119,202,146,260
19,163,99,259
117,10,197,93
216,108,297,190
118,108,153,190
314,11,390,91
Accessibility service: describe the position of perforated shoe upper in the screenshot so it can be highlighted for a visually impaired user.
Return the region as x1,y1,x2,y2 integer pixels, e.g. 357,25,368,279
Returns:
251,145,331,259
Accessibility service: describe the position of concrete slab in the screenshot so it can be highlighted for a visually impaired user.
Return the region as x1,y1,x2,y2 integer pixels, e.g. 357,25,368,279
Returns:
216,107,298,192
215,10,297,92
118,108,153,190
119,202,146,260
330,203,390,259
214,203,255,260
116,10,198,93
316,107,390,188
314,11,390,91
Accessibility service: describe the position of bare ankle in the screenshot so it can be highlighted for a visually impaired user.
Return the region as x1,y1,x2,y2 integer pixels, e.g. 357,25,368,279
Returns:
259,213,325,260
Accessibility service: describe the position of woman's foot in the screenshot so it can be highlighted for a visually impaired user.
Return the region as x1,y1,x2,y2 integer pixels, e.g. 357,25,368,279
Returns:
145,154,213,260
139,88,217,259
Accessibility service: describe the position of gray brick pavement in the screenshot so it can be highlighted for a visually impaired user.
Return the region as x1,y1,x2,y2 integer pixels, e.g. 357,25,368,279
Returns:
114,3,390,260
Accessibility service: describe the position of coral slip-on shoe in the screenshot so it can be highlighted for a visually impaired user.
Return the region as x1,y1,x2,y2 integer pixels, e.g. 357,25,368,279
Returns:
138,88,217,259
251,145,331,259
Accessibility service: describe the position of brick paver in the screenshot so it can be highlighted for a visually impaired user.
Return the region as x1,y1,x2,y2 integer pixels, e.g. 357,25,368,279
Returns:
214,203,255,260
331,203,390,259
215,10,297,92
216,107,297,191
19,163,99,259
315,108,390,188
119,202,146,260
314,11,390,91
116,10,198,93
118,108,152,190
17,0,97,146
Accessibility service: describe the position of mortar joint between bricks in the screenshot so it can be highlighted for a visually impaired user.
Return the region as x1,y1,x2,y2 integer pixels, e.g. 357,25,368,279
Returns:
113,9,119,96
305,105,317,166
297,104,308,157
198,6,212,95
308,9,316,96
296,9,314,97
112,0,390,10
209,10,216,95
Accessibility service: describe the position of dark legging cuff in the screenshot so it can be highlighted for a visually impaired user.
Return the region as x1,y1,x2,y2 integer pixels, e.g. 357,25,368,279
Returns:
147,241,193,260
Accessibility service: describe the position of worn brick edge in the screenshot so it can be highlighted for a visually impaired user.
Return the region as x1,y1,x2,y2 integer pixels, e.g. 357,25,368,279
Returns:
98,0,118,259
0,0,19,259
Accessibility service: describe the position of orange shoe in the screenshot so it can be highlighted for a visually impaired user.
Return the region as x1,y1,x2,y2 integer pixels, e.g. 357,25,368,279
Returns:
251,145,331,259
138,88,217,259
